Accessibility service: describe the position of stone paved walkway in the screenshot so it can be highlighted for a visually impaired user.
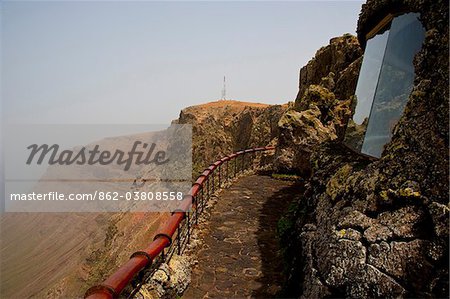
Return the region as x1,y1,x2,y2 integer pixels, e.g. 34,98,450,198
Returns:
183,175,303,298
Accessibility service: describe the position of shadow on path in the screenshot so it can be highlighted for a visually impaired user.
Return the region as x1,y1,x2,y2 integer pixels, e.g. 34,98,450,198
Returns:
183,175,303,298
252,179,304,298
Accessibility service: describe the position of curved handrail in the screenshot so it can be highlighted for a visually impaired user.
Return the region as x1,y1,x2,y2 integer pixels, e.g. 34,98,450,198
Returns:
84,146,275,299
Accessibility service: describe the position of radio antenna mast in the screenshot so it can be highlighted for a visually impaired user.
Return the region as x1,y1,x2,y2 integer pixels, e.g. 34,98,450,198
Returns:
221,76,226,100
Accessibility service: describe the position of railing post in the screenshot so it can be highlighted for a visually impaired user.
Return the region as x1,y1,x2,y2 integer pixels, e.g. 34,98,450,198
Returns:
207,177,210,199
252,152,255,170
200,187,204,214
212,171,215,193
218,165,221,188
194,195,198,225
177,227,181,255
187,212,191,244
225,160,228,182
256,151,259,169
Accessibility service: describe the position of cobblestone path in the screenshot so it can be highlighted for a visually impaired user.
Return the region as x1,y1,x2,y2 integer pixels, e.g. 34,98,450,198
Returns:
183,174,303,298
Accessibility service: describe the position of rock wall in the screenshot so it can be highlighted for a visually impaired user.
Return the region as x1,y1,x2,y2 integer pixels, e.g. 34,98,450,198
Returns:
296,34,362,102
175,100,286,177
285,0,449,297
275,35,363,175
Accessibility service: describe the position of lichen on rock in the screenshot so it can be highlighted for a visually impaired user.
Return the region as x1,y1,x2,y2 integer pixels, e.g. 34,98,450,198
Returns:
275,106,337,175
274,34,362,175
176,100,286,178
138,255,193,299
283,0,449,298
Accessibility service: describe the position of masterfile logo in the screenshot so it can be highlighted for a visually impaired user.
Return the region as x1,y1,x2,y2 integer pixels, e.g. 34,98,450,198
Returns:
26,141,170,171
3,124,192,212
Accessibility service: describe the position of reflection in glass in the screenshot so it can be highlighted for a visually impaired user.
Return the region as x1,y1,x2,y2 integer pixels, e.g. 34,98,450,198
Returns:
344,28,389,152
344,13,425,157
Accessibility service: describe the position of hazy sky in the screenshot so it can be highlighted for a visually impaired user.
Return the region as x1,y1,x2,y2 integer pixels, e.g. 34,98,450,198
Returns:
2,1,364,124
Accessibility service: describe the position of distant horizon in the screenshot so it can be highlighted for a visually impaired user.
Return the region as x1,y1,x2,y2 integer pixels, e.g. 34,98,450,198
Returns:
2,1,364,125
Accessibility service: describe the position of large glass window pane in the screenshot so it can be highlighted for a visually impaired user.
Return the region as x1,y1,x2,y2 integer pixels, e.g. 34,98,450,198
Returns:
344,13,425,158
361,13,425,157
344,27,390,151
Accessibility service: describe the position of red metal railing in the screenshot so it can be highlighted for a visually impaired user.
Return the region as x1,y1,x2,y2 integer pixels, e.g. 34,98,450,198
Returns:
84,146,275,299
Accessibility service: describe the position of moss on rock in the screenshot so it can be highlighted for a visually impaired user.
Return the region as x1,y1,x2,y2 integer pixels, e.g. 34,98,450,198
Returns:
287,1,449,298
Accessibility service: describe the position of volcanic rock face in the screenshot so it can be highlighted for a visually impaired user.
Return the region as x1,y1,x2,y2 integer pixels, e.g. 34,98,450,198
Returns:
296,34,362,101
275,35,362,174
286,0,449,298
276,105,337,176
175,100,286,177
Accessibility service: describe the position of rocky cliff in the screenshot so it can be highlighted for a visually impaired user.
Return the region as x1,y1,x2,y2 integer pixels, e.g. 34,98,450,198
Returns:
282,0,449,298
296,34,362,102
275,34,363,175
175,100,286,177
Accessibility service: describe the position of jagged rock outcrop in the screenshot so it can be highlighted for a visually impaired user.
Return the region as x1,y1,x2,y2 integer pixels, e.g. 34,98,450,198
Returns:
284,0,449,298
296,34,362,101
138,255,193,299
276,104,337,175
275,35,362,174
175,100,286,177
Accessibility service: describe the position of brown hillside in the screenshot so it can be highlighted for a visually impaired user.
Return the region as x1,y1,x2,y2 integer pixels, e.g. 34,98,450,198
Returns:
176,99,287,177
